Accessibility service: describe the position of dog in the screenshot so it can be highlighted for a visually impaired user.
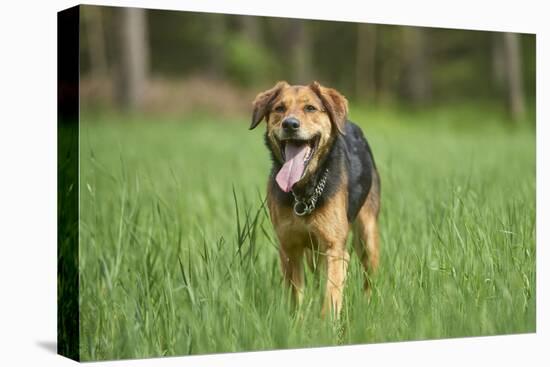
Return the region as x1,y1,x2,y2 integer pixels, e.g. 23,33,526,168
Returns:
250,81,380,318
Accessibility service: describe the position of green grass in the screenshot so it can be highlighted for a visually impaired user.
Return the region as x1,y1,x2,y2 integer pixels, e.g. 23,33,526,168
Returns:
79,107,535,361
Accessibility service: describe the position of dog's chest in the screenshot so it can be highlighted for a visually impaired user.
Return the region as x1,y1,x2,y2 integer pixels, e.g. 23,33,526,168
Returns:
268,202,319,243
278,215,314,236
268,185,350,248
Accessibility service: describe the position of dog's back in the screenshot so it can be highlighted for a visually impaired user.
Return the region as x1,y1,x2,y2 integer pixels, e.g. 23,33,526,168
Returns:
342,121,380,222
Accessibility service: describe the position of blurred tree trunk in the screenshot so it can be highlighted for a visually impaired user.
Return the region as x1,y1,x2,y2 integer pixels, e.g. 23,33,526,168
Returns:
503,32,526,121
116,8,149,110
240,15,260,44
401,27,431,104
288,20,312,84
491,33,506,92
355,23,377,102
377,27,399,104
83,6,108,78
207,14,226,79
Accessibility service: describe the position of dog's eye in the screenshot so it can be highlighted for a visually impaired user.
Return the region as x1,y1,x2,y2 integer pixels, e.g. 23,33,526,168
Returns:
305,104,317,112
274,105,286,113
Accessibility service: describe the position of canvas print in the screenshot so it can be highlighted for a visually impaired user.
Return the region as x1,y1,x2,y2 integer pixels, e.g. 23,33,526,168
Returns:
57,5,536,362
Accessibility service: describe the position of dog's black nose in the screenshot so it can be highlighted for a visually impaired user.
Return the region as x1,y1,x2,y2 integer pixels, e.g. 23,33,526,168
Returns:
282,117,300,131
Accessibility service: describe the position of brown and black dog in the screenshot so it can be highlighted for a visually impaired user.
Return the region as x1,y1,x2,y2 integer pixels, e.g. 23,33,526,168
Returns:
250,81,380,318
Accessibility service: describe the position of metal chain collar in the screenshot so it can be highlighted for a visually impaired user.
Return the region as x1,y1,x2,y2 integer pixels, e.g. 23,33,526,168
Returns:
291,169,329,216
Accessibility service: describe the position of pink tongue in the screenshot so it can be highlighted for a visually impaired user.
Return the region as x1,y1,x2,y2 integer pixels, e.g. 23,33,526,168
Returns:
276,143,309,192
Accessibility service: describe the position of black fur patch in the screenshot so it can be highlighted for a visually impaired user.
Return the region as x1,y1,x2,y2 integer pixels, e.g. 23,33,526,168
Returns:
266,121,378,222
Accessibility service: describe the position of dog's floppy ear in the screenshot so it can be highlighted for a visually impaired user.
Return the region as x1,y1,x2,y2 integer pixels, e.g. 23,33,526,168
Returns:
250,81,289,130
309,81,348,135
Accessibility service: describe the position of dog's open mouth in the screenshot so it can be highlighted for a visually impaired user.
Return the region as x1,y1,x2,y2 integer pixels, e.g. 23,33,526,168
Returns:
275,135,320,193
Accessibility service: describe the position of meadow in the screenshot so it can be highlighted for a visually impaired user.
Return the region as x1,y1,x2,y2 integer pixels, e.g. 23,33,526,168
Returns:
79,106,535,361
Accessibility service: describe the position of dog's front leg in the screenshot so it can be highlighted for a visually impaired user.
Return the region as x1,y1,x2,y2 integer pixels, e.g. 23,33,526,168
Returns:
321,244,350,319
279,246,304,308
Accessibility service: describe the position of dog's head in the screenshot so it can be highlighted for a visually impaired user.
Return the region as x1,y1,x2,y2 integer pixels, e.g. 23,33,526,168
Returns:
250,81,348,193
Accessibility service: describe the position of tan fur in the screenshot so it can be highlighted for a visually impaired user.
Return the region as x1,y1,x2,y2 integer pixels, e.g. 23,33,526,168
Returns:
310,81,348,135
352,169,381,292
268,174,351,318
255,81,379,319
269,85,336,184
252,82,347,187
